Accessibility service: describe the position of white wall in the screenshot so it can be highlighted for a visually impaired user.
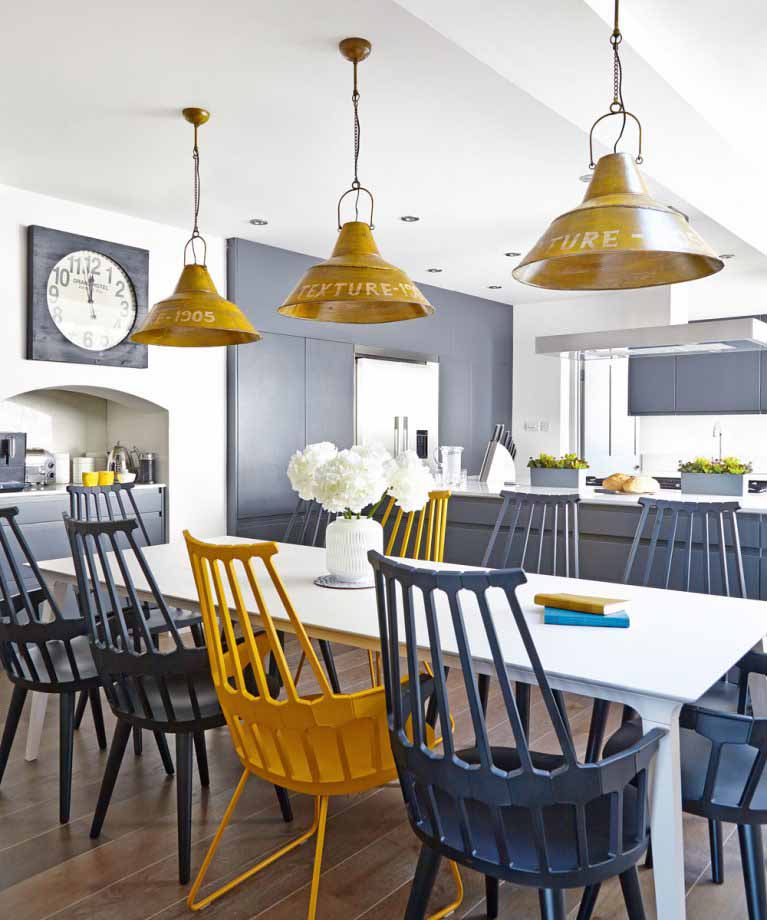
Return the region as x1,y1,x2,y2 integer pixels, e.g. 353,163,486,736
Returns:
512,287,671,478
0,183,228,537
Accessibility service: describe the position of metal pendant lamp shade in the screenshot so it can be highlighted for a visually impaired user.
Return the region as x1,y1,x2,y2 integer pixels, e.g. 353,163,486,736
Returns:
512,152,724,291
278,220,433,323
131,107,260,347
131,264,260,346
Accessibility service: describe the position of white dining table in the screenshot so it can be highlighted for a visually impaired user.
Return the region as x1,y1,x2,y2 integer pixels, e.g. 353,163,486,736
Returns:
28,536,767,920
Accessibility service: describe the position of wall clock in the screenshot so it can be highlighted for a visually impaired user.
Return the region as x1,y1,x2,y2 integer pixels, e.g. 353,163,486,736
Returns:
27,226,149,367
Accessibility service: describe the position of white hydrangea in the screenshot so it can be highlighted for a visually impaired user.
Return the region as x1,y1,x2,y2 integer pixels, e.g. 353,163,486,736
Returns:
287,441,338,501
313,448,389,514
385,449,434,512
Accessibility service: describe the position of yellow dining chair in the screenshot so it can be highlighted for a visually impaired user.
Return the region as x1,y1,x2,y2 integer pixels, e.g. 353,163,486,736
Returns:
367,490,451,685
183,533,461,920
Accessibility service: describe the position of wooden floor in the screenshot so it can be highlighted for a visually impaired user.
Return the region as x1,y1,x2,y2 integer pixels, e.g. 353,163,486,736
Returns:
0,638,761,920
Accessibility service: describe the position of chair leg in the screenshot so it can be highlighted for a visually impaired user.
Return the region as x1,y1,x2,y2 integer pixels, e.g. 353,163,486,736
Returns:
88,688,107,750
176,733,194,885
644,839,653,869
426,667,449,728
405,845,442,920
154,731,175,775
59,692,75,824
318,639,341,693
91,719,132,838
485,876,499,919
188,778,324,912
585,699,610,763
73,689,89,730
275,785,294,822
0,685,27,784
516,683,531,737
619,866,646,920
193,732,209,787
576,884,601,920
133,726,143,756
190,623,205,647
307,796,329,920
709,818,725,884
738,823,767,920
552,690,571,734
538,888,566,920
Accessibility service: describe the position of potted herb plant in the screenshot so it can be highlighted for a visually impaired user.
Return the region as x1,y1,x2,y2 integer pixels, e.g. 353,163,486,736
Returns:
678,456,753,496
527,453,589,489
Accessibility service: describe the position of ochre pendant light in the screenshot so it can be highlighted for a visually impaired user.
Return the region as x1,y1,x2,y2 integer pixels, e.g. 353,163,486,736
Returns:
513,2,723,292
278,38,433,324
132,108,260,347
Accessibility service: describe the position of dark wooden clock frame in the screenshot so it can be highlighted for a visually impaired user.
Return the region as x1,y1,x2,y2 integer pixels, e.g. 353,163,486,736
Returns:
27,225,150,368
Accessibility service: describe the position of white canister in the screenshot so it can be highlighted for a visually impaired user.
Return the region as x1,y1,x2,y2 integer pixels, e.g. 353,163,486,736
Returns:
325,517,383,585
72,455,96,483
54,452,71,484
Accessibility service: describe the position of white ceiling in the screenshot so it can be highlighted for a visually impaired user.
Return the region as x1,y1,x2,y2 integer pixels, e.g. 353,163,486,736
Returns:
1,0,764,306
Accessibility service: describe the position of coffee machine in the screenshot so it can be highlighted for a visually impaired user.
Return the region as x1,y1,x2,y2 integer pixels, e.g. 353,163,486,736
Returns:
0,433,28,492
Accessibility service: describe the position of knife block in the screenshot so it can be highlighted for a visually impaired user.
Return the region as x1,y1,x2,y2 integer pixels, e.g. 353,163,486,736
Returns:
480,441,516,488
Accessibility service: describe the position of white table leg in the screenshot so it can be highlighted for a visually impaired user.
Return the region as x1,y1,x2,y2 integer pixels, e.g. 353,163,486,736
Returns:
24,580,71,762
642,705,686,920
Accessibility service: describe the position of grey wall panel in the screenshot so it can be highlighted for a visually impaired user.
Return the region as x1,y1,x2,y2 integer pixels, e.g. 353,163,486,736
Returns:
675,352,761,414
235,331,306,519
227,238,514,532
306,338,354,448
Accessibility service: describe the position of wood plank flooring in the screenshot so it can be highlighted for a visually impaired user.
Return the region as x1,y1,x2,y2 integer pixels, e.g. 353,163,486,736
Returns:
0,638,761,919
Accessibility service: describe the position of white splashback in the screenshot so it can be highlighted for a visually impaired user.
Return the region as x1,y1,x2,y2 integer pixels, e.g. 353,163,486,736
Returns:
0,390,107,455
640,415,767,474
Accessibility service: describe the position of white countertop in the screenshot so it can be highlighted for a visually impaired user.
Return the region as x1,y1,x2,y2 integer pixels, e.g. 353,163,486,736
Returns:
0,482,166,503
449,480,767,513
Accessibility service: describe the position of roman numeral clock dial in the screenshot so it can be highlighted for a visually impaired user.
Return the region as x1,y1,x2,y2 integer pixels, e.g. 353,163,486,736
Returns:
46,250,137,351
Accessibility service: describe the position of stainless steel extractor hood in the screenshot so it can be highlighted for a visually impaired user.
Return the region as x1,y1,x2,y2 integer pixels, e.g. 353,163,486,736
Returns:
536,317,767,360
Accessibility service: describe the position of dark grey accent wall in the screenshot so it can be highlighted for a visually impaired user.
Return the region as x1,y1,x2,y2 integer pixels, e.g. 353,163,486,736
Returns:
227,238,514,536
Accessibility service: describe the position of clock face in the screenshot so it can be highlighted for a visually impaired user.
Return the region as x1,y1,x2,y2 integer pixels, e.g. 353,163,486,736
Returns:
46,249,138,351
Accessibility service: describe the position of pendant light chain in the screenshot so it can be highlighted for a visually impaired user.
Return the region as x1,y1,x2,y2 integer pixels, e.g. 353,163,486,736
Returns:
335,38,375,230
351,60,362,218
186,123,207,266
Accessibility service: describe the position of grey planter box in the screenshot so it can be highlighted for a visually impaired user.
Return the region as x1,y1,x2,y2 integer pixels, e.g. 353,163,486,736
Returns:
529,468,587,489
680,472,747,497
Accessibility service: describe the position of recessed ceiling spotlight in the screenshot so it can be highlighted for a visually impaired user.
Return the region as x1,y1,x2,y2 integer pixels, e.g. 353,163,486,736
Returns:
400,215,420,222
249,218,268,226
504,251,521,258
426,268,443,273
579,173,593,183
718,253,736,260
488,285,502,290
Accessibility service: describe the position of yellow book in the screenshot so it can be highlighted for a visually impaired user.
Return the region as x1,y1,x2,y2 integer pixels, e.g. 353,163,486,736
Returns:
533,592,629,616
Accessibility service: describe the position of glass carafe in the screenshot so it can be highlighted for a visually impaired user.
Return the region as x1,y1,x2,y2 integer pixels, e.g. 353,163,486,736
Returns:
439,446,463,486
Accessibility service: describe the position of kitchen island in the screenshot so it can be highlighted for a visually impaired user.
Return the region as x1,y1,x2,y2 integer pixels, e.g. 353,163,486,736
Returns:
445,481,767,599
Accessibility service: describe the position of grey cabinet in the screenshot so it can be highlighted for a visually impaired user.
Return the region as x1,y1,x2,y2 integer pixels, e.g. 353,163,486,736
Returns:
628,356,676,415
675,352,761,414
306,338,354,447
234,332,306,522
761,352,767,412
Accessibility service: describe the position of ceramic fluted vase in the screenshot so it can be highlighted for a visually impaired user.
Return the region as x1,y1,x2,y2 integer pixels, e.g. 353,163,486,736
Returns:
325,517,383,585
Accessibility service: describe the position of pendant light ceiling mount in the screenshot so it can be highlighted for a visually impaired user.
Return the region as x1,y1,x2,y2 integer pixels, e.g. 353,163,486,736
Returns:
277,37,433,324
131,108,260,347
512,0,723,292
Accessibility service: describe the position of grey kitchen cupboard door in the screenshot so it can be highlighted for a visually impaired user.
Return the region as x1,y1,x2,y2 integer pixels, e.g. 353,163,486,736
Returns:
676,352,760,414
627,356,676,415
235,331,306,521
761,352,767,412
306,338,354,447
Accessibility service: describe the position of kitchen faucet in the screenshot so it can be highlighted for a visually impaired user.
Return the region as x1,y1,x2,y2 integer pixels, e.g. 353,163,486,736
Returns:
712,421,723,460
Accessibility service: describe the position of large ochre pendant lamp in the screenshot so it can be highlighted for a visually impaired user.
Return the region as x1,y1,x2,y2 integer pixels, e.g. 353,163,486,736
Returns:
513,2,723,292
278,38,433,324
132,108,260,347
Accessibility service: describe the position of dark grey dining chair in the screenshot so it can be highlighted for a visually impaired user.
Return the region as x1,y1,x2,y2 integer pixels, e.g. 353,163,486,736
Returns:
481,491,581,733
369,551,663,920
585,496,747,890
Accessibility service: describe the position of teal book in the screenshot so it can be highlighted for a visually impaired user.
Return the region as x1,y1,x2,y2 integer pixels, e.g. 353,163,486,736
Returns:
544,607,630,628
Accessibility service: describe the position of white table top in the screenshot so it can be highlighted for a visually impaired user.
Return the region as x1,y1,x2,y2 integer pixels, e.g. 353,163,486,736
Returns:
36,537,767,709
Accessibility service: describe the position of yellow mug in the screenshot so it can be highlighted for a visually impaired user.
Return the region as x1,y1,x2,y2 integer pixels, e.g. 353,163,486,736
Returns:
98,471,115,486
82,472,99,487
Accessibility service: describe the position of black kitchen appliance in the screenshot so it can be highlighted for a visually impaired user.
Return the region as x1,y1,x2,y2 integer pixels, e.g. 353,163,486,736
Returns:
0,433,27,491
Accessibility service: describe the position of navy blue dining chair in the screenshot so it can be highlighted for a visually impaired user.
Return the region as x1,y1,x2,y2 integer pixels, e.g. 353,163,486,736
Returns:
369,551,663,920
481,490,581,734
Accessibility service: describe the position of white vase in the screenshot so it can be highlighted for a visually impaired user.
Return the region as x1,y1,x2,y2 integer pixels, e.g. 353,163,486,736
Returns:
325,517,383,585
